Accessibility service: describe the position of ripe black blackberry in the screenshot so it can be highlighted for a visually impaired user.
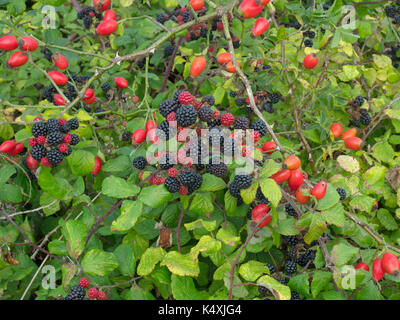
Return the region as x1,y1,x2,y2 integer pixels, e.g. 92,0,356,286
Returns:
263,64,271,71
60,122,71,133
255,187,265,201
133,156,147,170
293,21,301,29
233,117,250,130
296,253,309,267
304,39,313,47
47,118,59,132
233,173,252,190
47,131,63,146
285,203,296,217
70,134,80,146
235,98,246,106
283,235,298,247
198,107,214,122
353,96,364,107
229,91,237,98
31,145,47,162
164,45,175,57
95,108,106,119
156,120,171,140
269,93,280,104
263,102,274,113
159,153,174,170
32,122,48,138
41,48,53,61
267,263,276,274
182,11,191,23
206,158,227,177
258,286,267,296
233,40,241,49
95,12,103,20
156,13,167,24
284,260,297,274
250,120,267,137
68,118,79,130
360,113,371,125
176,105,197,127
165,177,180,193
83,15,92,29
65,285,86,300
202,94,215,106
237,196,243,206
336,187,346,201
179,170,197,188
229,182,241,198
48,149,64,166
121,132,131,141
101,82,111,92
159,99,178,118
77,10,85,19
187,173,202,194
288,247,298,259
277,278,289,285
64,146,73,156
221,137,239,157
385,6,397,18
353,119,361,128
291,291,300,300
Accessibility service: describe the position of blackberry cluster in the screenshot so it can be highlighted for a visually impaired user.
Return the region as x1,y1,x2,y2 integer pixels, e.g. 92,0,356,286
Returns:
159,99,178,118
250,120,267,137
304,39,313,47
70,134,80,146
156,120,171,140
121,132,131,141
198,107,214,122
303,30,315,38
352,96,364,107
291,291,300,300
41,48,53,61
387,45,400,68
285,203,296,217
133,156,147,170
101,82,111,92
283,235,298,247
229,173,252,199
65,285,86,300
284,260,297,274
179,170,202,194
164,45,175,57
267,263,276,274
77,6,104,29
385,3,400,24
336,187,346,201
235,98,246,106
229,91,237,98
360,112,371,126
233,117,250,130
297,249,316,267
47,131,63,146
159,154,174,170
269,93,280,104
176,105,198,127
47,149,64,166
288,247,298,259
31,145,47,162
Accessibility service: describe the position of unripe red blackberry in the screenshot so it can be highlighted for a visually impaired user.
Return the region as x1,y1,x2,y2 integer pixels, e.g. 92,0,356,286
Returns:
177,91,193,105
220,113,235,126
78,277,90,288
96,291,107,300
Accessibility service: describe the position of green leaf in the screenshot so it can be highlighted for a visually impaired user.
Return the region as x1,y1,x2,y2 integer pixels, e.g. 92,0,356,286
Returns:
137,247,166,276
216,228,240,247
0,164,16,184
38,167,68,200
372,143,394,163
67,150,95,176
260,178,282,207
122,287,155,300
363,166,386,190
259,159,281,178
61,263,77,291
185,219,216,232
331,242,359,266
377,209,398,231
189,192,214,214
322,203,346,227
102,176,140,198
64,220,88,259
171,275,209,300
304,213,327,244
336,155,360,173
138,185,172,208
240,182,258,204
190,235,221,258
278,217,301,236
0,184,22,203
102,155,131,173
224,191,237,214
239,261,269,281
111,200,143,232
257,275,291,300
200,173,226,191
114,244,136,276
48,240,67,255
316,183,340,211
355,280,382,300
288,273,310,298
81,249,119,276
161,251,199,277
311,270,333,298
349,195,376,213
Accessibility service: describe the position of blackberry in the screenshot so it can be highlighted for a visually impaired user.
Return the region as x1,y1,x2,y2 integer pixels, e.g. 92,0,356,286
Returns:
233,40,241,49
258,286,267,296
221,137,239,157
291,291,300,300
233,117,250,130
159,99,178,118
304,39,313,47
336,187,346,201
47,149,64,166
101,82,111,92
83,15,92,29
394,15,400,24
267,263,276,274
47,118,59,132
284,260,297,274
187,173,202,194
277,278,289,286
121,132,131,141
283,235,298,247
235,98,246,106
179,170,198,188
293,21,301,29
70,134,80,146
250,120,267,137
229,91,237,97
41,48,53,61
156,13,167,24
95,108,106,119
85,6,95,14
385,6,397,18
174,89,185,102
47,131,63,146
176,105,197,127
60,122,71,133
269,93,280,104
288,247,297,259
296,253,309,267
208,117,221,128
206,158,227,177
237,196,243,206
68,118,79,130
65,285,86,300
77,10,85,19
165,177,180,193
255,187,265,201
233,173,252,189
95,12,103,20
198,107,214,122
182,11,191,23
360,108,368,116
65,146,73,157
202,94,215,106
159,153,174,170
229,183,242,198
190,32,200,41
133,156,147,170
30,145,47,162
353,119,361,128
263,102,274,113
263,64,271,70
285,203,296,216
164,45,175,57
360,113,371,125
31,122,48,138
156,120,171,140
353,96,364,107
